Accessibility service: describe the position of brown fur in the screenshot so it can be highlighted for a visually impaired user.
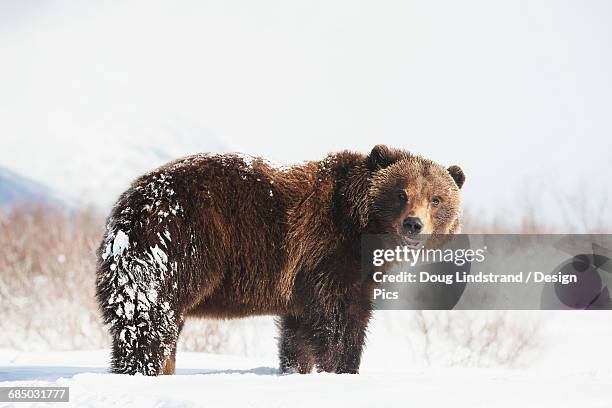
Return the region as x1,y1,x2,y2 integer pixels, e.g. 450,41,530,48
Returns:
95,145,465,375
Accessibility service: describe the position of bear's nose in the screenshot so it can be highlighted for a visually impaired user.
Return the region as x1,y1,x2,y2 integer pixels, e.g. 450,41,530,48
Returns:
403,217,423,234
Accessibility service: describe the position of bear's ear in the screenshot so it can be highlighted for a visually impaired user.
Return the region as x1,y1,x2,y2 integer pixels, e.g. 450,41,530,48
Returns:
447,165,465,189
368,144,392,171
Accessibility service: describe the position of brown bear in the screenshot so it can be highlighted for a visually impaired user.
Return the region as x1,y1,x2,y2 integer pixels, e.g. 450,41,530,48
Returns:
95,145,465,375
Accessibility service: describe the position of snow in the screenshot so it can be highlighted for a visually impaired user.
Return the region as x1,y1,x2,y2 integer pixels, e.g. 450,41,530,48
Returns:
2,313,612,406
149,245,168,269
0,349,611,408
111,231,130,258
122,302,135,320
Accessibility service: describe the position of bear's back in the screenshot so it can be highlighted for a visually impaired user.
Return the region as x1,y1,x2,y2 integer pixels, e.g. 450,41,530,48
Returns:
99,153,302,317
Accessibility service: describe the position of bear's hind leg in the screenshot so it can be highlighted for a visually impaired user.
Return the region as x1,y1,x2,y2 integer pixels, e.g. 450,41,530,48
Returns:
277,315,315,374
162,317,185,375
109,300,182,376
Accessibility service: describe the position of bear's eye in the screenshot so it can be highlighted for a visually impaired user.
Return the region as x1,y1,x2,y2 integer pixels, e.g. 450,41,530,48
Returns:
431,197,441,208
398,191,408,202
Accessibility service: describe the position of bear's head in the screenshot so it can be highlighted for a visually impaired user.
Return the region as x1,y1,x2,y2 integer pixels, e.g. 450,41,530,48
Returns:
363,144,465,241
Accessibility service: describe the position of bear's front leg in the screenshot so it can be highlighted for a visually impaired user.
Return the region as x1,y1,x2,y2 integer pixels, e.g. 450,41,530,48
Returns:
277,315,315,374
307,301,372,374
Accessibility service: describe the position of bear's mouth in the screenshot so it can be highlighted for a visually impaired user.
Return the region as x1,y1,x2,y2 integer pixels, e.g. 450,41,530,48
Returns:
399,235,424,249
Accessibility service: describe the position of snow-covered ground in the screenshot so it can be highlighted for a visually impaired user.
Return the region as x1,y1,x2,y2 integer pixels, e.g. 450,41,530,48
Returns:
1,348,611,408
2,312,612,407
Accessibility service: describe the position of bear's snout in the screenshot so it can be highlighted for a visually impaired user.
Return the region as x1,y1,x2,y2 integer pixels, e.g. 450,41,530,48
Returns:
402,216,423,235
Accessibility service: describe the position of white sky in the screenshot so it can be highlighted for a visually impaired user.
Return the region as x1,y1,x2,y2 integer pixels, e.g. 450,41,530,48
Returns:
0,0,611,225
